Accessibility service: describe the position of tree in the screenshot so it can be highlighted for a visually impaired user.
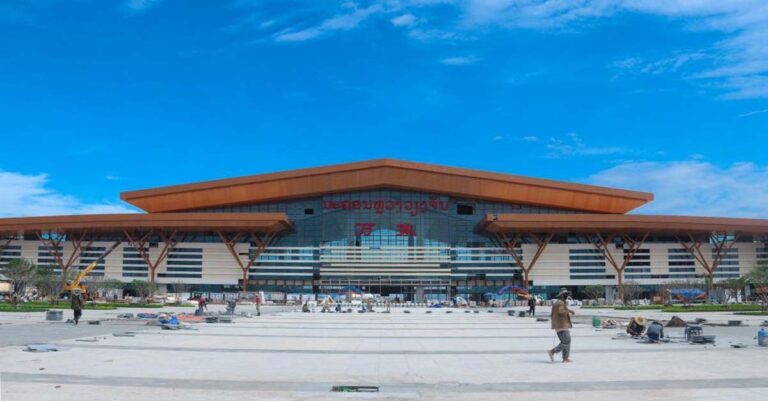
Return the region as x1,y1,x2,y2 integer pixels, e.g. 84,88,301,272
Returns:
621,280,642,305
170,281,190,302
745,262,768,310
583,285,605,301
129,280,157,301
658,278,707,305
713,278,745,305
32,265,71,302
102,279,125,299
2,259,37,305
85,277,124,300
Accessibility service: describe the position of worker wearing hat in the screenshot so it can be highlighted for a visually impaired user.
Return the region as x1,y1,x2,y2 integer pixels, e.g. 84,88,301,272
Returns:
548,288,575,363
627,315,647,337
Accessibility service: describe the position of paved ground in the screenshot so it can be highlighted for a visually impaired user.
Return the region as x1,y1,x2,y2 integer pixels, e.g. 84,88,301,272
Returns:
1,305,767,400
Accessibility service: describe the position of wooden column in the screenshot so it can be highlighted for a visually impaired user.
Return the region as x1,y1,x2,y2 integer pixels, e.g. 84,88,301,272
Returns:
63,232,93,275
494,232,554,289
36,231,64,272
592,232,649,303
218,231,278,294
0,237,13,257
677,232,739,295
123,229,177,292
36,231,93,286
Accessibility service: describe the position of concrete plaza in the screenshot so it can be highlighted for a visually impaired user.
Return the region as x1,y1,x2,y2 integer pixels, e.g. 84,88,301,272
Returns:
1,305,767,400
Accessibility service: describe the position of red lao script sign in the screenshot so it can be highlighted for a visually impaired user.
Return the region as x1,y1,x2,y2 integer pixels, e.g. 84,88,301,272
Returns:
321,196,451,217
396,223,416,237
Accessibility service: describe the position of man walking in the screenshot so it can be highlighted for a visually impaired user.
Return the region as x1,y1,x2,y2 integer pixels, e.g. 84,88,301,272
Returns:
548,288,575,363
71,292,83,325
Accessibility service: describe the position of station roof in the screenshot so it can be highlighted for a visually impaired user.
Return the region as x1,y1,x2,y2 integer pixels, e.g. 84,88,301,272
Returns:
478,213,768,234
120,159,654,214
0,213,291,235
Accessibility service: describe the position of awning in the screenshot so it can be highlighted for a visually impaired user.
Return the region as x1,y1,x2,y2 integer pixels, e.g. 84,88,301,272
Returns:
0,213,292,235
478,213,768,234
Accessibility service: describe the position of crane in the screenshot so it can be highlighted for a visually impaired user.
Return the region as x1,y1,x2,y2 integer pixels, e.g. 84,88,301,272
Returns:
62,240,122,297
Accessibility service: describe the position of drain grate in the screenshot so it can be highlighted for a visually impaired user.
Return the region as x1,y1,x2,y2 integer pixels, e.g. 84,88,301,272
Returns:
331,385,380,393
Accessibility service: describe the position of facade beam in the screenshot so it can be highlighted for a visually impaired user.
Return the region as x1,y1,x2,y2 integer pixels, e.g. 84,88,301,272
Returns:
35,231,64,273
0,237,13,255
123,229,177,292
592,231,649,303
677,232,739,295
35,231,96,287
494,231,553,289
218,230,279,294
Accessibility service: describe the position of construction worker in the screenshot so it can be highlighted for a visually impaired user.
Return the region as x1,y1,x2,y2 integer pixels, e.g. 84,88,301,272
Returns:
71,292,83,325
627,316,647,337
547,288,575,363
646,321,664,343
528,296,537,317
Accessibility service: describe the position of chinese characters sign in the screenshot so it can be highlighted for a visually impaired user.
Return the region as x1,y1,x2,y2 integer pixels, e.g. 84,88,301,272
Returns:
353,223,417,237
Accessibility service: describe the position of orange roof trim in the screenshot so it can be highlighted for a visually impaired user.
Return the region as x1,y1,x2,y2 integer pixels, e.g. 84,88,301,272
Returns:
120,159,654,214
0,213,291,235
479,213,768,234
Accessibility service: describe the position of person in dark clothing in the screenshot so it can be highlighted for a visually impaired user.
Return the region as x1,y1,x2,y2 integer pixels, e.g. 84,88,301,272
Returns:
527,297,537,317
646,321,664,343
627,316,647,337
197,296,208,314
226,299,237,315
71,293,83,325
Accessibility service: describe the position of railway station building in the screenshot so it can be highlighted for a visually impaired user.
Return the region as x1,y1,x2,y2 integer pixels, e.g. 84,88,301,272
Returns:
1,159,768,301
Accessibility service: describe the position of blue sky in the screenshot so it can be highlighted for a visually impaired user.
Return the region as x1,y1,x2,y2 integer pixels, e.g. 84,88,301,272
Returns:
0,0,767,217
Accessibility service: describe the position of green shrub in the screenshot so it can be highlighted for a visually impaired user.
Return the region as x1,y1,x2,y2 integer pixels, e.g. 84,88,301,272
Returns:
108,303,165,308
581,305,663,310
0,305,51,312
662,304,762,313
613,305,665,310
733,311,768,316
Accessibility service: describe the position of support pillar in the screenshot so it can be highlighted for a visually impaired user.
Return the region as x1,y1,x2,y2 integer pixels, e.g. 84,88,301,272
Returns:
592,232,649,303
123,229,177,295
494,232,553,289
677,232,740,297
218,231,278,295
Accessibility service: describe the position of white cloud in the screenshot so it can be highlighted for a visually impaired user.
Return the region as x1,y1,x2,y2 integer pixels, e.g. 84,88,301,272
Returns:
456,0,768,98
613,57,643,70
440,56,478,65
0,170,137,217
252,0,768,98
105,175,121,181
588,160,768,218
522,135,540,142
275,3,384,42
640,52,708,75
391,13,417,27
546,133,624,158
737,108,768,118
407,27,467,41
125,0,162,12
493,135,504,141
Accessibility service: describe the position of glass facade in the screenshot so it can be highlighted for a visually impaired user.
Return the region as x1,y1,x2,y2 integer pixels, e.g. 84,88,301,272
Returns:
197,188,573,299
201,189,571,247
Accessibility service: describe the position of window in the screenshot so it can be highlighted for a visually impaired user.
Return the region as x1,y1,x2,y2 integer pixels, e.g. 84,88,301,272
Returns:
457,204,474,215
304,208,315,215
